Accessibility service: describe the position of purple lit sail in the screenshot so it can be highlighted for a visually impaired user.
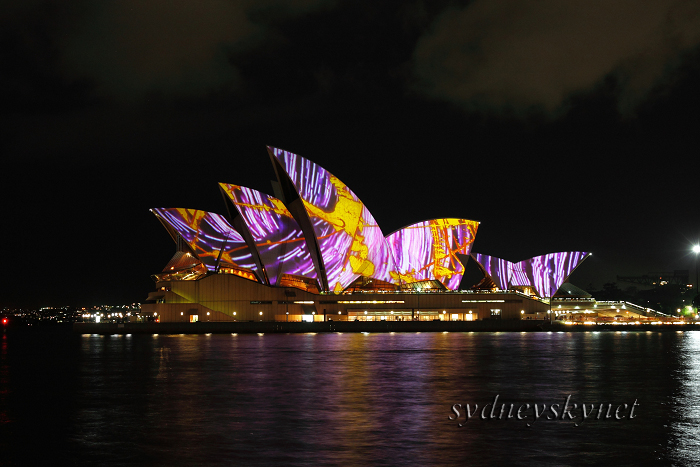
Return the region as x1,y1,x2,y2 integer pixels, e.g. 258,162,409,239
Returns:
219,184,318,286
472,252,589,297
386,219,479,290
269,147,395,292
525,252,589,297
471,254,511,290
152,208,259,276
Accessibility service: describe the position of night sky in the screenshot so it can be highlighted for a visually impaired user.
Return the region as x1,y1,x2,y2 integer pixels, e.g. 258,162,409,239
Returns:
4,1,700,308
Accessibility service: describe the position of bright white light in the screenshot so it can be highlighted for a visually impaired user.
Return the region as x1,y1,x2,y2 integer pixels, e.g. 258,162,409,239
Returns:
694,245,700,254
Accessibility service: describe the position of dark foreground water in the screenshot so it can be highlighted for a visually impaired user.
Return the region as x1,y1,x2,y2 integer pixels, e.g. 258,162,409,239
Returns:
2,329,700,466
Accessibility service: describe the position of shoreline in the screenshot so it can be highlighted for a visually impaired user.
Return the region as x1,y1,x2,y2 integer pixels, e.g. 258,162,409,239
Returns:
71,320,699,334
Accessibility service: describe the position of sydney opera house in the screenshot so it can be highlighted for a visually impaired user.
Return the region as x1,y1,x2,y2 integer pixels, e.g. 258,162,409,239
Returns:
142,147,589,323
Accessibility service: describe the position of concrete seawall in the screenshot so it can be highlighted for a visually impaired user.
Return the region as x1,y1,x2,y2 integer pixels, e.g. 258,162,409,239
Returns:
73,320,547,334
72,321,699,334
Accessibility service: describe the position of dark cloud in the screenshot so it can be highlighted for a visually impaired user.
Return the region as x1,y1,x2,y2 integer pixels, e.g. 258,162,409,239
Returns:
2,0,335,103
412,0,700,115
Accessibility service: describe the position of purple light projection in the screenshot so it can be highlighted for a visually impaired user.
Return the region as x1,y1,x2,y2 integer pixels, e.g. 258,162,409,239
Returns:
471,252,589,297
386,219,479,290
269,147,395,292
152,208,259,277
470,254,511,291
219,183,318,286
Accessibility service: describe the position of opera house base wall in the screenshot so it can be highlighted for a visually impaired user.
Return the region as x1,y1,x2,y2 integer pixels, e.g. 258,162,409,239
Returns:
142,273,552,323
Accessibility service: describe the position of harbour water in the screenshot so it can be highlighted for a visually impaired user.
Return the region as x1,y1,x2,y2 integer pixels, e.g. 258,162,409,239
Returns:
2,329,700,466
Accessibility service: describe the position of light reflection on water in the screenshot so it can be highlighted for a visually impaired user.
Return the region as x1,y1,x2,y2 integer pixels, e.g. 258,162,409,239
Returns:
3,331,700,465
669,331,700,465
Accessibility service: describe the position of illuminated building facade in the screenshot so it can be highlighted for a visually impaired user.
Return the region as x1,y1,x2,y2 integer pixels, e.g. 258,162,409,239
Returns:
143,147,588,322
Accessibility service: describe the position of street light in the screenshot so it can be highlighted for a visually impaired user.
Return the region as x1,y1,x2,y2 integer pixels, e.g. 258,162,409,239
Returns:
694,244,700,296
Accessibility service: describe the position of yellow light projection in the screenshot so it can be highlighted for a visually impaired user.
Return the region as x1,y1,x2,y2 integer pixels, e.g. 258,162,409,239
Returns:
386,218,479,290
301,175,376,278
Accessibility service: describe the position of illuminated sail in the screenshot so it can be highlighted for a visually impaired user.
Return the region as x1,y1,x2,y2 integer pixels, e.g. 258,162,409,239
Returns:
472,252,589,297
152,208,259,279
269,147,395,292
386,219,479,290
219,184,318,286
